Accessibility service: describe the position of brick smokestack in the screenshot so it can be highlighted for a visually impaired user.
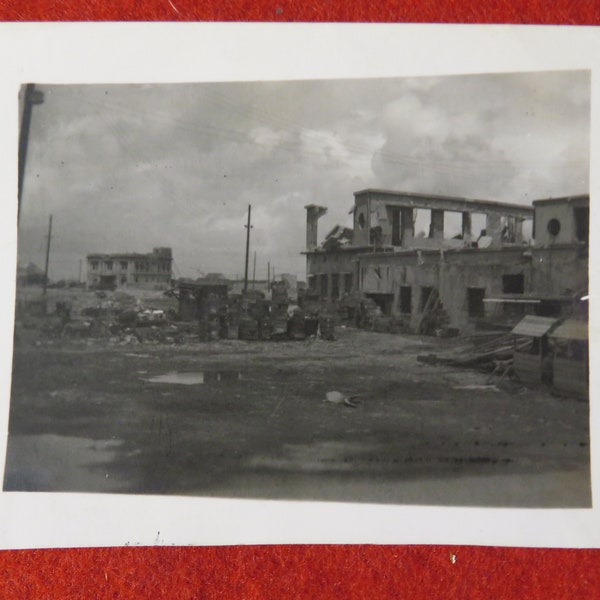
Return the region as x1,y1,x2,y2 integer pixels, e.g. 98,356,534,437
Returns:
305,204,327,251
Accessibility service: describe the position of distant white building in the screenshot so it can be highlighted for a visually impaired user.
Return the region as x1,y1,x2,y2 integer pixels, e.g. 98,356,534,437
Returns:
86,247,173,290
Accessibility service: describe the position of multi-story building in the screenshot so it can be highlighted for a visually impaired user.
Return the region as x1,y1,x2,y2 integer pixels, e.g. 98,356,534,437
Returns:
304,190,588,333
86,247,173,290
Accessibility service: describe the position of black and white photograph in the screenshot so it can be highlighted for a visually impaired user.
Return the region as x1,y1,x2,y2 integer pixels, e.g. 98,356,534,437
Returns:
0,23,598,549
5,69,591,507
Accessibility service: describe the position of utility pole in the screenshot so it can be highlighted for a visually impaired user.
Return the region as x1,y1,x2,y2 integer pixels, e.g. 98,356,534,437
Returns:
251,251,256,289
243,204,252,292
267,261,271,290
78,259,82,283
42,214,53,296
18,84,44,223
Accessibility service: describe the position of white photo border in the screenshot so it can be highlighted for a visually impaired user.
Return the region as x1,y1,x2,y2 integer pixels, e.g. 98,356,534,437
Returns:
0,22,598,549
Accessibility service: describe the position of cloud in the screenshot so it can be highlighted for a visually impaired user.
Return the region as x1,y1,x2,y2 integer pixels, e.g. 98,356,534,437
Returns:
371,71,589,202
17,72,590,280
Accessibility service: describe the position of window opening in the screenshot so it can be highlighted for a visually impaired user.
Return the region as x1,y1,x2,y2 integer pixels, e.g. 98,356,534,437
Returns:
467,288,485,317
420,286,434,311
400,286,412,314
574,206,589,243
547,218,561,237
502,274,524,294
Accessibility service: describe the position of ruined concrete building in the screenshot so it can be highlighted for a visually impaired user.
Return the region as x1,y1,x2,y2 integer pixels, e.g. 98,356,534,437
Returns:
86,247,173,290
304,190,588,333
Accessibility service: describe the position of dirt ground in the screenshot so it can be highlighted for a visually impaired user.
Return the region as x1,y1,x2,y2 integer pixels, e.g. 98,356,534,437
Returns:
3,292,591,507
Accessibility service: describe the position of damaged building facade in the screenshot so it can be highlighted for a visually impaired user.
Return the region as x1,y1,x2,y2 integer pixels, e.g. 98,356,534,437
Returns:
86,247,173,290
304,190,588,334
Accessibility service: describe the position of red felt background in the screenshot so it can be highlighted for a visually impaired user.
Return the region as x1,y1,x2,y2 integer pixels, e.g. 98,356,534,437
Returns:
0,0,598,23
1,1,599,597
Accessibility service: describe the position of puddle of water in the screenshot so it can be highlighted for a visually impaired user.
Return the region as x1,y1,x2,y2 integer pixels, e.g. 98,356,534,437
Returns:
246,440,379,473
4,433,124,492
146,371,243,385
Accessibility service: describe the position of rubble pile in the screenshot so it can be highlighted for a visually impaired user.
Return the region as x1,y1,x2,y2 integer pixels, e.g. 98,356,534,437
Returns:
416,332,524,372
14,289,187,346
198,292,222,342
357,297,382,329
417,288,452,336
287,308,307,341
237,291,267,341
270,282,290,340
228,284,337,342
181,281,341,343
337,294,358,324
15,283,343,347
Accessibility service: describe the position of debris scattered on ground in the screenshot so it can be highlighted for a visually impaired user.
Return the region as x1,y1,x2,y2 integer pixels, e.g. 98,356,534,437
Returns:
417,333,524,372
324,391,359,408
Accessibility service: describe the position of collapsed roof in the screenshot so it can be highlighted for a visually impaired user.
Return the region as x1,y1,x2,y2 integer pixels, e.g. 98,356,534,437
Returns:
321,225,353,251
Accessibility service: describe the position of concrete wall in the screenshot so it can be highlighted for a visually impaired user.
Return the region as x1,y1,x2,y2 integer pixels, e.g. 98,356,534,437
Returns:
533,197,589,246
529,247,588,296
360,249,528,330
358,245,587,333
306,250,361,299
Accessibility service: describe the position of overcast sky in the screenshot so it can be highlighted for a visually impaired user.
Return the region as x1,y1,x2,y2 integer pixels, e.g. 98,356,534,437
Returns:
17,70,590,281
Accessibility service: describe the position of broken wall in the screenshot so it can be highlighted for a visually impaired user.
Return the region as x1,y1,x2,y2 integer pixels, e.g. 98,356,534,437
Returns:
529,246,588,296
359,248,541,332
352,195,371,246
358,243,587,333
306,249,361,300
